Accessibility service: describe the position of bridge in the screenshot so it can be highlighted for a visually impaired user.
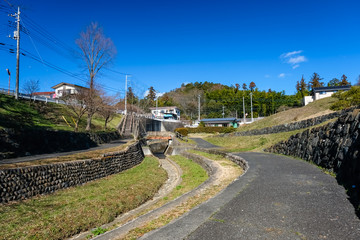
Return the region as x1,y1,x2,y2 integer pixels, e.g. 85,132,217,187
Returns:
117,113,184,139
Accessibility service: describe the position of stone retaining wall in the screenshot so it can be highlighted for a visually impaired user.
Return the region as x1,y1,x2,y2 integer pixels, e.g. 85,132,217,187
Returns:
266,109,360,212
194,147,249,172
0,129,121,160
225,107,356,137
0,142,144,203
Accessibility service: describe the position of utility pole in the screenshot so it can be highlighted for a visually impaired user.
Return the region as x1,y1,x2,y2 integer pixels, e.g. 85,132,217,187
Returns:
6,69,10,95
198,94,201,121
236,110,237,119
250,92,253,122
124,74,128,115
222,105,225,118
243,96,245,124
11,7,20,100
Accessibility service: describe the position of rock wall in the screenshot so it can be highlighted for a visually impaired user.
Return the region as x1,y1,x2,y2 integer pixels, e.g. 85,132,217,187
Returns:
226,107,356,137
194,147,249,172
0,142,144,203
0,129,121,160
266,109,360,212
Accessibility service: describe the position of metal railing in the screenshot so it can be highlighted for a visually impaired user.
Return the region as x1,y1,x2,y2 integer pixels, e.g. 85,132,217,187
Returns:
0,88,65,104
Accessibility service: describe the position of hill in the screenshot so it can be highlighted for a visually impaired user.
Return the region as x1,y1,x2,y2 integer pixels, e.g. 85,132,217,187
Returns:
237,97,337,132
0,94,121,131
157,82,302,119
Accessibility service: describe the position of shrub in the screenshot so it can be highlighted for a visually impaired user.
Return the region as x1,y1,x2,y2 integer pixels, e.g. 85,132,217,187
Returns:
175,128,189,136
186,126,236,134
330,86,360,110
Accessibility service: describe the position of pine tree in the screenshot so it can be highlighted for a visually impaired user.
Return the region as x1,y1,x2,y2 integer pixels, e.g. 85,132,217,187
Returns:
309,73,324,89
340,74,350,86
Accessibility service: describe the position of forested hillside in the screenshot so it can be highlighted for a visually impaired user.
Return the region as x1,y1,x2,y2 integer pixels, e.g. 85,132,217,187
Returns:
156,82,301,120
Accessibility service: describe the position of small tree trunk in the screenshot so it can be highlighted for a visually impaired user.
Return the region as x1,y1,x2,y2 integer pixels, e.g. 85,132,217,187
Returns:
104,116,110,131
86,112,92,131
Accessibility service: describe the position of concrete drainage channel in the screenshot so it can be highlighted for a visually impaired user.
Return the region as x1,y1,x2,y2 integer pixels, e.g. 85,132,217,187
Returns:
70,152,182,240
87,146,239,240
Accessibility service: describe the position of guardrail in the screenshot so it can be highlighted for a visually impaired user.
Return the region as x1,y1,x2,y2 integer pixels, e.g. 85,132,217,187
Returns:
0,88,65,104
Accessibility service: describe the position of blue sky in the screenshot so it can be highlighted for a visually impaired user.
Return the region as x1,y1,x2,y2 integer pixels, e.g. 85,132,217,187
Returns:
0,0,360,97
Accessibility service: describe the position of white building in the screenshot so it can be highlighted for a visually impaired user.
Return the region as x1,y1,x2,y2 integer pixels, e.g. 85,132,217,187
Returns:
304,85,351,105
149,106,181,120
51,82,88,98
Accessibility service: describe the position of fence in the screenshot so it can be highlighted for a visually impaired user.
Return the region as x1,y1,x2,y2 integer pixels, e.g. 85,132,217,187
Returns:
0,88,65,104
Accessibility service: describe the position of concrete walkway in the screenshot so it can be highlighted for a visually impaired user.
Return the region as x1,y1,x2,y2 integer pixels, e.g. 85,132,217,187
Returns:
142,152,360,240
190,138,219,149
0,139,131,165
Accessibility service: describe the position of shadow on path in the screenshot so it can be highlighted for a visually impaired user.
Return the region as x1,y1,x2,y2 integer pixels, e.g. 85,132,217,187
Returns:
142,152,360,240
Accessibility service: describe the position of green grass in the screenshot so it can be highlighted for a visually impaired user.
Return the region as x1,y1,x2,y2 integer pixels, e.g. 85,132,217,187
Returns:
205,119,336,152
168,155,208,199
0,94,122,131
237,97,337,132
0,156,167,240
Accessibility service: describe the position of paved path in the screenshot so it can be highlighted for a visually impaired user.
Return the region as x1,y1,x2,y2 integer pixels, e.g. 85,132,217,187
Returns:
0,139,131,165
190,137,219,149
142,152,360,240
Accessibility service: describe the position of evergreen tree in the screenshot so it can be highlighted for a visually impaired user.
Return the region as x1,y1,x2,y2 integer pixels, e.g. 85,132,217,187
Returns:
327,78,340,87
308,72,324,89
296,75,308,99
340,74,350,86
249,81,256,91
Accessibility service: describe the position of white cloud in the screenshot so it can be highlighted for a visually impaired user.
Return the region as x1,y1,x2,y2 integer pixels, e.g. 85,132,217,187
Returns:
264,74,270,78
288,56,306,64
280,50,307,69
280,50,303,59
278,73,286,78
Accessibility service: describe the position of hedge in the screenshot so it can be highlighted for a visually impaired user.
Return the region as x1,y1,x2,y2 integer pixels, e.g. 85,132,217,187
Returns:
176,126,236,135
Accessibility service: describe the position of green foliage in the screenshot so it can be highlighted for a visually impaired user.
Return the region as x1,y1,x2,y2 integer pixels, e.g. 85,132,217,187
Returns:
91,227,108,236
175,127,189,136
330,86,360,110
186,126,236,134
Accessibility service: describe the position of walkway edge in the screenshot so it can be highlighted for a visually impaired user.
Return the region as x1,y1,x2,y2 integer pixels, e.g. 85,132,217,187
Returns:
140,151,250,240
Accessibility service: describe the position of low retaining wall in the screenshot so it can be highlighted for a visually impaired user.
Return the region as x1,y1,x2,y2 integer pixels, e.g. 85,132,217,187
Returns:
225,107,356,137
194,147,249,172
0,142,144,203
266,109,360,213
0,129,121,160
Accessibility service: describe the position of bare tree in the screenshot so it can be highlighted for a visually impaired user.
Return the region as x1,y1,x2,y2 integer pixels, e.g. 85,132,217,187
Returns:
61,88,88,132
76,22,117,131
99,94,118,130
22,79,40,99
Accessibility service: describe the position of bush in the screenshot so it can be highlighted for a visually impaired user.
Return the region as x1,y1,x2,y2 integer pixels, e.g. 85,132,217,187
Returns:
330,86,360,110
186,126,236,134
175,128,188,136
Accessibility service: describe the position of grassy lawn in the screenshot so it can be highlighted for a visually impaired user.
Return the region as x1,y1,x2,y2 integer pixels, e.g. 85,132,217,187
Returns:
0,156,167,240
237,97,337,132
206,119,336,152
161,155,208,201
0,94,122,131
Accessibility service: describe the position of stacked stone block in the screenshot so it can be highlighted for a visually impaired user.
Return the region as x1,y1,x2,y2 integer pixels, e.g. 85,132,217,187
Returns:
0,142,144,203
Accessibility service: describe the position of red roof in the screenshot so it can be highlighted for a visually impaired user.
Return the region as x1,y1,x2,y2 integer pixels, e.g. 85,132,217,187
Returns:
33,92,55,95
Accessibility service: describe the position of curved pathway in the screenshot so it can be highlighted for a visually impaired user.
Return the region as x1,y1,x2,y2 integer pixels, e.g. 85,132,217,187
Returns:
190,138,219,149
142,152,360,240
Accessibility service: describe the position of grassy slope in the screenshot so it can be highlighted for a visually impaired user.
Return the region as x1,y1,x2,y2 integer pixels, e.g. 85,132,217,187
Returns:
0,156,167,240
0,94,121,131
237,97,337,132
206,119,336,152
